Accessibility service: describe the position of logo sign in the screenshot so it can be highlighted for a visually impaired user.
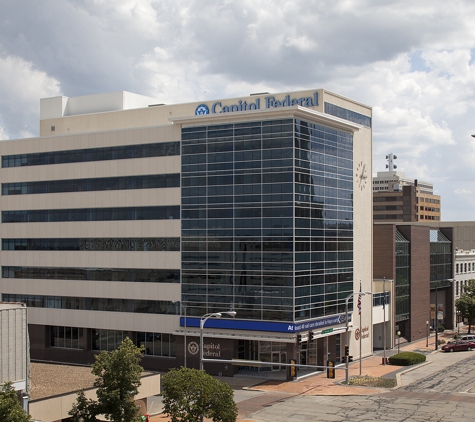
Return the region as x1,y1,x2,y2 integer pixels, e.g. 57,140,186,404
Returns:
194,92,318,116
195,104,210,115
188,341,199,355
355,328,360,341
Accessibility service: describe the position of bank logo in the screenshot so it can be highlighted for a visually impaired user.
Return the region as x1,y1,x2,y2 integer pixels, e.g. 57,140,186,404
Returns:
188,341,199,355
195,104,209,115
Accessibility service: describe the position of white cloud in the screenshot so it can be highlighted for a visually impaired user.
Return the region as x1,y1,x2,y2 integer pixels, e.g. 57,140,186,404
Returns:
0,54,60,138
455,188,473,194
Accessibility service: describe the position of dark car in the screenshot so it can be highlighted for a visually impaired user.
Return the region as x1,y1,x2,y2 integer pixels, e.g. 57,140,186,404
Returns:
441,340,475,352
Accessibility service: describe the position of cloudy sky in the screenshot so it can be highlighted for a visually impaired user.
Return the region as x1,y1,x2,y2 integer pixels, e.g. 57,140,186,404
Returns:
1,0,474,220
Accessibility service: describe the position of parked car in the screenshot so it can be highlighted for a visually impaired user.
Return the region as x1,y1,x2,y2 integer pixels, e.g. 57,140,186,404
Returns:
441,340,475,352
460,335,475,342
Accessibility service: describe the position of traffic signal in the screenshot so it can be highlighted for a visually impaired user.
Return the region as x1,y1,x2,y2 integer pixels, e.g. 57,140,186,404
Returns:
344,345,349,357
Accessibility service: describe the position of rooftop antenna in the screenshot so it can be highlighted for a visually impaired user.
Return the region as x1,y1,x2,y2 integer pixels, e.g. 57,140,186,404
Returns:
385,153,397,171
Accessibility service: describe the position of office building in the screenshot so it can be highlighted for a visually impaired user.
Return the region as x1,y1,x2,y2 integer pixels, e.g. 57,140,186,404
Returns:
373,153,441,222
373,223,454,343
0,89,372,375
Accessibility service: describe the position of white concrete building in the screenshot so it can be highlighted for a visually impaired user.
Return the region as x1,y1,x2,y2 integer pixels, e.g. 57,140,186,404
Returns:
0,89,373,377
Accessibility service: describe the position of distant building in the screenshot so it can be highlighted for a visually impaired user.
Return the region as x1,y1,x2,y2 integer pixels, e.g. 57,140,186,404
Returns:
373,223,454,343
419,221,475,330
373,153,441,222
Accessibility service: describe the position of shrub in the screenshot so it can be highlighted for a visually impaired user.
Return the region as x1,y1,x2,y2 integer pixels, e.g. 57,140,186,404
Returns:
388,351,426,366
437,325,445,332
454,334,461,340
438,339,446,345
348,376,396,388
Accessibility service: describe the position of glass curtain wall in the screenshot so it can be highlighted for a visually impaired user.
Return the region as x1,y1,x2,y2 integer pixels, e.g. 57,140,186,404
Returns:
395,230,410,322
430,230,452,284
181,118,353,323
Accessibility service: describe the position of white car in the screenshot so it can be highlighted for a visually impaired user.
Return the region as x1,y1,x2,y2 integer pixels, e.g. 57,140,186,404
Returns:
460,335,475,342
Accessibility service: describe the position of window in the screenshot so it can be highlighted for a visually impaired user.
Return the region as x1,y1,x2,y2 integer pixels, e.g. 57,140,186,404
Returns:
50,326,83,349
92,329,126,351
139,332,176,357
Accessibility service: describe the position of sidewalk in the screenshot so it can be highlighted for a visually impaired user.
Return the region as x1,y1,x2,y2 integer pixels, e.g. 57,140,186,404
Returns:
247,329,461,397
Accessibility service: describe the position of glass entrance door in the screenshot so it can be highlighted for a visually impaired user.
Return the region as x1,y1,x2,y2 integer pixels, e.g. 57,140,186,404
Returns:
272,351,287,371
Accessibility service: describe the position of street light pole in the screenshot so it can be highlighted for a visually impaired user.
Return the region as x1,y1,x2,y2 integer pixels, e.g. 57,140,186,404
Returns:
200,311,236,371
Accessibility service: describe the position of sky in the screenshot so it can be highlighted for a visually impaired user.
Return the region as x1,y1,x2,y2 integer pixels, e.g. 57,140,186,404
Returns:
0,0,474,221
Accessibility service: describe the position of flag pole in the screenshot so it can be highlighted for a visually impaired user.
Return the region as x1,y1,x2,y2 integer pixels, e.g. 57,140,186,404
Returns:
359,281,362,376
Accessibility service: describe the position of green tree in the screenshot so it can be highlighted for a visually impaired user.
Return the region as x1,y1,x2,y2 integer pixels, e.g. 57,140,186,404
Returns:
456,279,475,334
69,337,144,422
68,390,100,422
162,367,237,422
0,382,31,422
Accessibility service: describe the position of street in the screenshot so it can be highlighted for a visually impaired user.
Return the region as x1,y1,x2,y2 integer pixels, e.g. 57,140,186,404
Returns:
245,350,475,422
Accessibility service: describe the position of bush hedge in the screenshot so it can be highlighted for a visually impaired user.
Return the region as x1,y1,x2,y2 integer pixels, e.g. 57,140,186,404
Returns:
388,351,426,366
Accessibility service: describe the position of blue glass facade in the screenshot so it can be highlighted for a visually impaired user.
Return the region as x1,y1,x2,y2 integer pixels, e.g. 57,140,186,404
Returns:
181,118,354,324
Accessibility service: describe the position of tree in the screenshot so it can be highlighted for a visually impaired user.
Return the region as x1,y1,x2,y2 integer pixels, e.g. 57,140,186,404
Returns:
0,382,31,422
161,367,237,422
68,390,100,422
69,337,144,422
456,279,475,334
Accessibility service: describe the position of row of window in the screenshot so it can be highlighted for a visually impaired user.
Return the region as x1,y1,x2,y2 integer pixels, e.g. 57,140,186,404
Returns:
182,251,353,263
456,279,474,296
324,102,372,128
2,141,180,168
182,240,352,252
2,294,178,315
420,197,440,204
2,238,180,252
456,262,474,274
2,174,180,195
182,138,293,156
182,119,353,147
420,215,440,221
182,218,352,229
49,326,176,356
182,119,294,142
2,206,180,223
374,215,403,220
419,206,439,212
2,266,180,283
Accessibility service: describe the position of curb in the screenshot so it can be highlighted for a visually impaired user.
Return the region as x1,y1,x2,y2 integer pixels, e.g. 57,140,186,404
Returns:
393,361,432,390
